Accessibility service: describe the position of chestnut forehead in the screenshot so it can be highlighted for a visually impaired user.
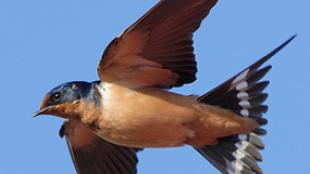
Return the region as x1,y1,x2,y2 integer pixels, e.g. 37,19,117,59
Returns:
40,94,51,109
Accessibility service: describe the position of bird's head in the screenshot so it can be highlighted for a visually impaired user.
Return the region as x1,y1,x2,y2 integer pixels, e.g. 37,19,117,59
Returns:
33,81,100,120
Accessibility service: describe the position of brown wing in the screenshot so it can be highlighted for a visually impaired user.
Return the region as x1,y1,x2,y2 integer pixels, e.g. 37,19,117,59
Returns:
98,0,218,88
60,120,140,174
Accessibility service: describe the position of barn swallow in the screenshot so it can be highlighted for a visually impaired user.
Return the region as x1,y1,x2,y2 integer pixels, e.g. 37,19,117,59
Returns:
34,0,295,174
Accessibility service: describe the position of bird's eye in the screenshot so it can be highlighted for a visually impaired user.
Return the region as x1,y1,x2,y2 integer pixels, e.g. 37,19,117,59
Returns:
51,92,62,102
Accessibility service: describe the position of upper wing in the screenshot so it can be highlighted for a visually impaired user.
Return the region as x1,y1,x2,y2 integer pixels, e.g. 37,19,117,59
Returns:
98,0,218,88
60,120,140,174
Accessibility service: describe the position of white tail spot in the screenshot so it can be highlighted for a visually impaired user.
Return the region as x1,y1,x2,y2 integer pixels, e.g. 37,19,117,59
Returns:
236,81,248,91
235,141,250,150
228,160,244,174
237,92,249,99
240,109,249,117
238,134,248,141
233,69,250,84
239,100,251,108
233,149,246,160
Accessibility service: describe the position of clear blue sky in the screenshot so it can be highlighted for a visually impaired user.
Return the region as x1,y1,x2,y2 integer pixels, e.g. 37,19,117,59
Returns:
0,0,309,173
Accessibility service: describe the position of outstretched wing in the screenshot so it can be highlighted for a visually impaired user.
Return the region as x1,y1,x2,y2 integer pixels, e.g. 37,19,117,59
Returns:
98,0,218,88
60,120,140,174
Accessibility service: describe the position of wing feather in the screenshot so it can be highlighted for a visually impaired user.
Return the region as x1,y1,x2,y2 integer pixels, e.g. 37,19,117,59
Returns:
60,121,140,174
98,0,218,88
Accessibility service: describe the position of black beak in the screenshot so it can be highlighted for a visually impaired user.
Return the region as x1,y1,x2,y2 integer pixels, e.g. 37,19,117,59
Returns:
32,106,53,118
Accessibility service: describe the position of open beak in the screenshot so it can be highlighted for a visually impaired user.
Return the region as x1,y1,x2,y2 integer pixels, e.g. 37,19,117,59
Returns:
33,106,54,118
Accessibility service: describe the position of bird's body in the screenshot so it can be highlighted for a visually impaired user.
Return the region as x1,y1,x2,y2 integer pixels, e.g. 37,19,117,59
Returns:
92,82,258,148
34,0,295,173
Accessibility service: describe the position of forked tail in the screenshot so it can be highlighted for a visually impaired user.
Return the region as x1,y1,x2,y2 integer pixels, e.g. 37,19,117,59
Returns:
195,35,296,174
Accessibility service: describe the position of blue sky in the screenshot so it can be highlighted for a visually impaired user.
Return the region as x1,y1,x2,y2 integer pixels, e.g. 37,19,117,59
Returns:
0,0,309,173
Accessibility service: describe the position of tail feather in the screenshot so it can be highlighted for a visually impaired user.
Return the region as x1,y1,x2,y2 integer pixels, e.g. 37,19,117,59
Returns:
195,35,296,174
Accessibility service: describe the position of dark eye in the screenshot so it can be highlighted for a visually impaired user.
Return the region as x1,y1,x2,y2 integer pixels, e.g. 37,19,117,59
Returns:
51,92,62,102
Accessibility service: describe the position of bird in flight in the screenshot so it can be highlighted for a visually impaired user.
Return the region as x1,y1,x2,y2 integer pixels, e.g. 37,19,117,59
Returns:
34,0,295,173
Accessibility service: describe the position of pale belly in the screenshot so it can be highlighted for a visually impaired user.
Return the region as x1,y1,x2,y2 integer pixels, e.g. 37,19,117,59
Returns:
94,83,258,148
